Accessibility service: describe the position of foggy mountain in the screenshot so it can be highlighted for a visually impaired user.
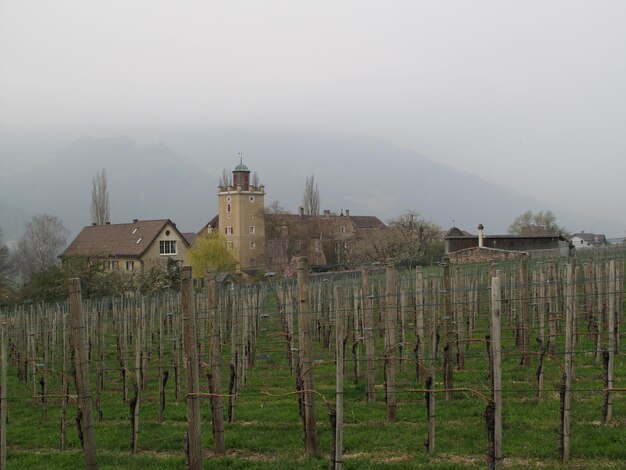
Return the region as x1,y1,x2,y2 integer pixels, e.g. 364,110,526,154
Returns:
1,128,623,243
0,135,214,241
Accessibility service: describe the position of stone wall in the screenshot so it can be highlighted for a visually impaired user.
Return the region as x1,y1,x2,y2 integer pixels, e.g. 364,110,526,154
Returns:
445,247,528,265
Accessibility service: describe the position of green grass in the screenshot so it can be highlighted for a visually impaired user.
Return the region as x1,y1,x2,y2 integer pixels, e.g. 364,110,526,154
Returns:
3,284,626,469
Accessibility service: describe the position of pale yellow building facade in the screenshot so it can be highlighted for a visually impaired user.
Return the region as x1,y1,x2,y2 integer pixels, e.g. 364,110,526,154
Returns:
218,163,265,271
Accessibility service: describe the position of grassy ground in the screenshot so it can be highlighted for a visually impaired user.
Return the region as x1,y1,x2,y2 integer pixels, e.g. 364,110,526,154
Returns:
4,289,625,469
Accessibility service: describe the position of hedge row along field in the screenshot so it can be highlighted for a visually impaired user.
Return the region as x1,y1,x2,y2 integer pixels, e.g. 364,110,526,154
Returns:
0,253,624,469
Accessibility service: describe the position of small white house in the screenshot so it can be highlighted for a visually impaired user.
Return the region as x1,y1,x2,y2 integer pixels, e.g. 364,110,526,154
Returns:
570,232,608,249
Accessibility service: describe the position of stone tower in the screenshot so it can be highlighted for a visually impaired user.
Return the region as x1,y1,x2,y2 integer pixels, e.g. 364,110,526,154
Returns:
218,161,265,271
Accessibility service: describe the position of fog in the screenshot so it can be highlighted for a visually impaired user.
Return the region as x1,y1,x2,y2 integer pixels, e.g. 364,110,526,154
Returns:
1,1,625,235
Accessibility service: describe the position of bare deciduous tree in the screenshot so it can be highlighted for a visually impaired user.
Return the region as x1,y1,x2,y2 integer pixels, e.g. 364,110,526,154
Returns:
266,200,286,215
508,210,569,236
302,174,320,216
219,168,232,188
346,211,443,266
16,214,69,278
0,228,15,301
251,171,260,188
91,168,110,225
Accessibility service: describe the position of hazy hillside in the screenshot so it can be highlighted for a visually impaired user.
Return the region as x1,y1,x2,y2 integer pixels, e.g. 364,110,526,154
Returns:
142,126,545,232
1,128,623,243
0,136,215,240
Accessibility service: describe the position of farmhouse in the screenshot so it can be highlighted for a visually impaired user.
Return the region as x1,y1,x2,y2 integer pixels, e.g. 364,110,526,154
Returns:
570,232,608,249
444,224,570,264
60,219,192,271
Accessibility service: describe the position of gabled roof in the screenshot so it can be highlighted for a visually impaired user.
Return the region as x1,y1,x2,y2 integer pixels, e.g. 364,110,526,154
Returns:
348,215,386,230
571,232,607,244
196,214,219,238
182,232,197,246
265,213,386,237
444,227,473,238
60,219,189,259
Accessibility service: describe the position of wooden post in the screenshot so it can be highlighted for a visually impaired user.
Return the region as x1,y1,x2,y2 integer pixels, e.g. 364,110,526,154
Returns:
60,313,68,450
207,270,226,453
297,257,318,454
490,276,502,470
536,271,548,400
426,375,435,457
131,309,141,453
605,260,615,424
561,263,575,463
69,278,98,470
98,304,106,417
362,268,376,403
415,267,425,383
352,287,360,384
181,267,202,469
122,299,129,403
228,290,240,422
334,285,345,470
399,283,407,371
430,276,437,378
1,321,7,470
443,264,453,401
140,297,148,392
385,260,397,422
519,260,530,366
538,269,546,356
454,268,465,370
158,304,166,424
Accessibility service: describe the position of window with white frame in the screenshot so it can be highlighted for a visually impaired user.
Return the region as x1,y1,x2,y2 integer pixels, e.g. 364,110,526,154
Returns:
226,226,233,235
250,241,256,250
159,240,177,255
227,241,233,249
249,226,255,235
126,261,135,271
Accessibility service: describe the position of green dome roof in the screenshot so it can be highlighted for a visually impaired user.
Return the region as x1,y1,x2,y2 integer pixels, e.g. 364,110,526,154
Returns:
233,162,250,172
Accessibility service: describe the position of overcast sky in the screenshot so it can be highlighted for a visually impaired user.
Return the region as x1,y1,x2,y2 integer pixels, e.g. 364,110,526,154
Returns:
1,1,625,227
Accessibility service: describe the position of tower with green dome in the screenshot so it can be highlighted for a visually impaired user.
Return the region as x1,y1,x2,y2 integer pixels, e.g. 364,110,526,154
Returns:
218,160,265,272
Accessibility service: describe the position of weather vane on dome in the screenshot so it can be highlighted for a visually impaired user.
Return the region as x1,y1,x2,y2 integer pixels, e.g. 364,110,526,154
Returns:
238,152,243,165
